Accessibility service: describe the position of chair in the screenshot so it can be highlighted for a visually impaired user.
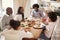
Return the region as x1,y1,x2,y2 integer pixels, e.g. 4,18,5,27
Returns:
22,38,37,40
51,16,60,40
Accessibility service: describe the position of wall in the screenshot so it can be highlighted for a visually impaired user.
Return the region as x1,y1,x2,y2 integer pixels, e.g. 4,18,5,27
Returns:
13,0,31,18
13,0,21,14
24,0,31,18
13,0,28,14
0,0,2,16
2,0,13,16
0,0,2,29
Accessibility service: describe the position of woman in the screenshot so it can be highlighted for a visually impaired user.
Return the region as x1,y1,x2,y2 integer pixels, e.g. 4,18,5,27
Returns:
1,19,33,40
14,7,24,21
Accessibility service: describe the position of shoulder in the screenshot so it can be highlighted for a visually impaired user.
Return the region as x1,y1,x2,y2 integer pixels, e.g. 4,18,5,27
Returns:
3,15,7,18
48,22,56,27
31,9,35,13
2,15,7,20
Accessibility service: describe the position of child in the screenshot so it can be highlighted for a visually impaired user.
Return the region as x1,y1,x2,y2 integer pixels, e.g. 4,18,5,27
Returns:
40,12,57,40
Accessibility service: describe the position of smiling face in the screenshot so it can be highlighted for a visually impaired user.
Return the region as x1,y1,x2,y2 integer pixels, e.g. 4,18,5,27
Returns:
6,7,13,15
35,7,39,12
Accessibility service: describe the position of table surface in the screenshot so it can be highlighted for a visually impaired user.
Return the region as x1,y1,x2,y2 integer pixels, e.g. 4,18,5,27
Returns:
21,20,43,39
30,28,43,39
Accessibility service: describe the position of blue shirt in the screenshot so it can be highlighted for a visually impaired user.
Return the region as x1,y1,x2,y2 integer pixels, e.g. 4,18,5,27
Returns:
31,9,44,18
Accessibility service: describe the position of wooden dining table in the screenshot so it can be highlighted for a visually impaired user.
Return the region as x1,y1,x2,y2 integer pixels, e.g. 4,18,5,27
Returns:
30,27,43,39
21,19,44,39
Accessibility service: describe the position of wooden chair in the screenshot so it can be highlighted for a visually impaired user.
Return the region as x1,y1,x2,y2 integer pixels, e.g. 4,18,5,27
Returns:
22,38,37,40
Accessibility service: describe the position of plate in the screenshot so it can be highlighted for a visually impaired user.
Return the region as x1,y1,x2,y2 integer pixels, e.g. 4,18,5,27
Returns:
33,25,42,29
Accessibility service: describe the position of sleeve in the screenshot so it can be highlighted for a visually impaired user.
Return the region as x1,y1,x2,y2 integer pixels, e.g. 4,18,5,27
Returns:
30,10,34,17
1,29,7,36
39,10,45,18
1,16,6,30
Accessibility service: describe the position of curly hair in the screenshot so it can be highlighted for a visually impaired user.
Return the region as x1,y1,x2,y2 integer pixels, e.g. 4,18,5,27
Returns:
48,12,57,22
10,19,20,30
33,4,39,9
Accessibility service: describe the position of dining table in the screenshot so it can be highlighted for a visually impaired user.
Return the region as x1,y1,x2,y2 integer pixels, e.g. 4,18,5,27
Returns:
20,18,45,39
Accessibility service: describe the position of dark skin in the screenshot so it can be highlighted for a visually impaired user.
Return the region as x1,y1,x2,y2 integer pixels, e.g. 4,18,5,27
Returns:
6,7,13,16
33,7,39,17
34,7,39,12
20,7,24,14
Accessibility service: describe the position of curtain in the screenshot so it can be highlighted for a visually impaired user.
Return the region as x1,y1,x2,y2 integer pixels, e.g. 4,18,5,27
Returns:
14,0,28,14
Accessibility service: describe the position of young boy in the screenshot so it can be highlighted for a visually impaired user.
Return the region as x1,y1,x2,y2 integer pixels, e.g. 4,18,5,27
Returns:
31,4,44,18
40,12,57,40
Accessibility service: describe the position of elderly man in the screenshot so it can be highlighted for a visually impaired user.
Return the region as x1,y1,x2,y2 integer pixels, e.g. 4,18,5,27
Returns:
1,7,13,30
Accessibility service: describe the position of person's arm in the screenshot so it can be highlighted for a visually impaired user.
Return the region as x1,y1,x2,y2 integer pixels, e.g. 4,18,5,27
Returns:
30,10,35,17
1,16,6,30
39,10,45,18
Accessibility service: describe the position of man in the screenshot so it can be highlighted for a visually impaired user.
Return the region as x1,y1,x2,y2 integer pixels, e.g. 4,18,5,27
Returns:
1,7,13,30
31,4,44,18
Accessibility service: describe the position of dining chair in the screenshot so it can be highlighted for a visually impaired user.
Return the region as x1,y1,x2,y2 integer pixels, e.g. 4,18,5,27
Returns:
22,38,37,40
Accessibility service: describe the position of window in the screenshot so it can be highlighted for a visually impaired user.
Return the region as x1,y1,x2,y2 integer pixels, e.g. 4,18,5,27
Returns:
2,0,13,17
0,0,2,17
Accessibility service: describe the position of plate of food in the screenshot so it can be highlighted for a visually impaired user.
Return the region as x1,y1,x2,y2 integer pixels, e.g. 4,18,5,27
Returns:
33,23,45,29
33,25,42,29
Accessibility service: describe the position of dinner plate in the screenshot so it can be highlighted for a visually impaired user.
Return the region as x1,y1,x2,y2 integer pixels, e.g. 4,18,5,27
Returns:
33,25,42,29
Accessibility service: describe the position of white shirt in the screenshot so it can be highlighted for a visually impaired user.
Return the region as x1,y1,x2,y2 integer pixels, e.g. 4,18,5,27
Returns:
1,29,33,40
14,15,22,21
44,22,56,38
1,14,13,30
51,16,60,40
31,9,44,18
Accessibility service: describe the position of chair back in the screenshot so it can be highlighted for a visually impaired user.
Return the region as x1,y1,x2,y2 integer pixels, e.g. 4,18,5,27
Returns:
22,38,37,40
